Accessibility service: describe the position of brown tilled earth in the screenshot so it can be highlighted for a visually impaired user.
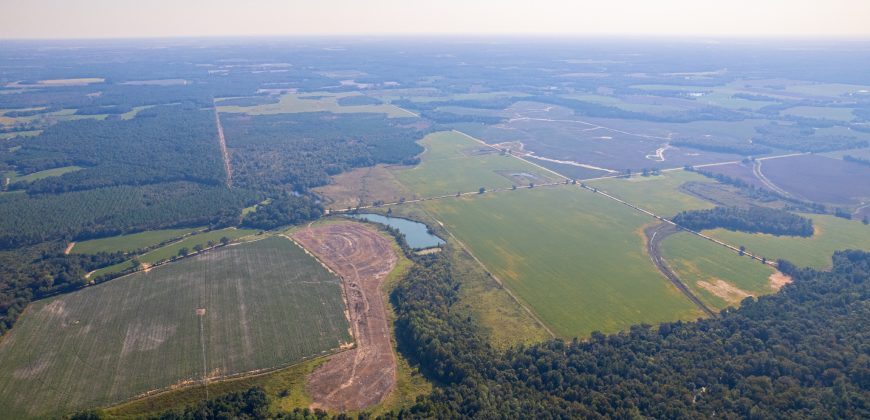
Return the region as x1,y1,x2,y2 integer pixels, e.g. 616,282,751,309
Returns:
292,222,398,412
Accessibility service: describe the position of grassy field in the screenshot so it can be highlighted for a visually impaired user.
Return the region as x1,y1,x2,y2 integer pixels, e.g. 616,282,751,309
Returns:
89,228,258,278
660,231,777,310
375,203,551,348
71,227,205,254
4,165,82,184
423,187,704,338
392,131,562,198
217,92,415,118
0,236,350,418
589,171,716,216
707,214,870,269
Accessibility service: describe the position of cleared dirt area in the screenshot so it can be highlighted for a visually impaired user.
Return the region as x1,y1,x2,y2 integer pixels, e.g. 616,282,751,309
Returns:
313,165,410,210
768,272,793,290
292,222,398,411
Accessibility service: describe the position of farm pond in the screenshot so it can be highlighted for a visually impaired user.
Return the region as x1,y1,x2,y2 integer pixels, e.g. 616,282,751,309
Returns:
348,213,445,249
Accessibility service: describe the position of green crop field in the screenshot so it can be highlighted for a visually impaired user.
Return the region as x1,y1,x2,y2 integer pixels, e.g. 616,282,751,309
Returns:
217,92,416,118
708,214,870,269
589,171,715,216
4,165,82,184
423,187,704,338
660,231,777,310
89,227,259,278
0,236,350,419
393,131,562,198
71,227,205,254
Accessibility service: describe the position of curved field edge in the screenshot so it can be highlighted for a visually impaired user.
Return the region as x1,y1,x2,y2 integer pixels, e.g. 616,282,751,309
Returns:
0,236,349,419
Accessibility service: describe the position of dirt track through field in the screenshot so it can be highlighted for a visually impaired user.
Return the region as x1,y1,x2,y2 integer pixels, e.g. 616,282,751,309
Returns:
292,222,398,411
212,102,233,188
645,223,716,317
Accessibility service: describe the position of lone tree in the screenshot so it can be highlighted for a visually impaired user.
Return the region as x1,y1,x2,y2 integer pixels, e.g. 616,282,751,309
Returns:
529,182,534,188
511,185,517,190
739,245,746,256
864,216,869,225
220,236,230,245
178,247,190,257
479,187,486,194
193,244,203,253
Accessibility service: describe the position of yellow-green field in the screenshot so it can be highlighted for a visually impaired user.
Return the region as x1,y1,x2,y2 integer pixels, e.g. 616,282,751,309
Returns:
4,166,82,184
392,131,562,198
89,228,258,278
660,231,778,310
423,187,705,338
217,92,416,118
71,227,205,254
707,214,870,269
0,236,350,419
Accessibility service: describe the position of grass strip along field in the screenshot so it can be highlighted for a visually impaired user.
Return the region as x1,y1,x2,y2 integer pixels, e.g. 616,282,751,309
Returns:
71,227,205,254
89,227,257,278
422,188,705,338
392,131,561,198
0,236,350,419
588,171,716,216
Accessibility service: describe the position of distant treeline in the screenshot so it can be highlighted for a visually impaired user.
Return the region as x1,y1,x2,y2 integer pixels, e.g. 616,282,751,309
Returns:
752,122,868,153
672,206,814,237
672,138,771,156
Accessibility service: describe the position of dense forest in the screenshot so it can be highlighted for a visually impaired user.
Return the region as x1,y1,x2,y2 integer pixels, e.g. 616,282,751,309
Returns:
752,122,868,152
672,206,814,236
126,249,870,418
2,104,226,193
0,182,257,248
221,112,426,193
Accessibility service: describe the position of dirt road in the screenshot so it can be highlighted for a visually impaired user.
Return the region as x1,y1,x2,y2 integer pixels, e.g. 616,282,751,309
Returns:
292,222,398,411
212,103,233,188
645,223,716,317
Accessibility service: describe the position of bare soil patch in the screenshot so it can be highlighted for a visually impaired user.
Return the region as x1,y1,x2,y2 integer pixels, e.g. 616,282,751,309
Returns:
768,272,793,291
313,165,409,210
697,279,752,305
292,222,398,411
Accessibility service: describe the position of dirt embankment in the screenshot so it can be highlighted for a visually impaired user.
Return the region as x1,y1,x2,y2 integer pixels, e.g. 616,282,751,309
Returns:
292,222,398,412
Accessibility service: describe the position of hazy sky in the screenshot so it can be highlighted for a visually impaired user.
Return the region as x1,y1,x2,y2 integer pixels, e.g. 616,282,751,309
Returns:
2,0,869,39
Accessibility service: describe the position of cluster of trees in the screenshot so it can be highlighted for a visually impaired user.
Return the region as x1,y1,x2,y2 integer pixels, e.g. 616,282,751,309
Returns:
222,112,425,193
524,95,745,123
240,194,323,230
673,206,814,236
3,105,226,193
419,110,504,125
0,242,124,334
0,182,258,249
752,122,868,153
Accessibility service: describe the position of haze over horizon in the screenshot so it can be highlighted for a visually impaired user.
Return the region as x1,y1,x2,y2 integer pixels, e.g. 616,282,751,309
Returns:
2,0,869,40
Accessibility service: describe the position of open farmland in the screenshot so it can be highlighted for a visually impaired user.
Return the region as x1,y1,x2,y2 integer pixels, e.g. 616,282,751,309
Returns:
588,171,716,216
423,187,705,338
0,236,350,418
660,231,779,310
392,130,562,198
71,227,204,254
707,213,870,269
458,101,758,173
216,92,416,118
759,154,870,205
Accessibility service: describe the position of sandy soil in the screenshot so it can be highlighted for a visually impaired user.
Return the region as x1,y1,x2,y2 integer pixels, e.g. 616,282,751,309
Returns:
698,279,752,304
768,272,793,291
292,222,398,411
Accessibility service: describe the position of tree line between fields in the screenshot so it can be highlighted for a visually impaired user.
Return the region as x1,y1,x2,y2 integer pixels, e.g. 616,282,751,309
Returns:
74,248,870,419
